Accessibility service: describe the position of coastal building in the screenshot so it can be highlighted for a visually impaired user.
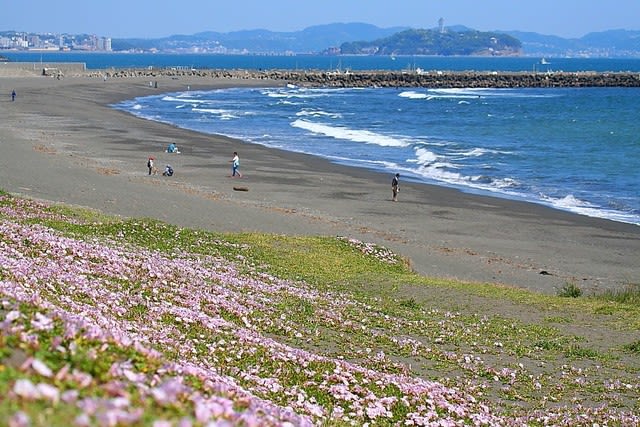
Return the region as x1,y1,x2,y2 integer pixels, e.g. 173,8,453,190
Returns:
97,37,112,51
0,31,112,52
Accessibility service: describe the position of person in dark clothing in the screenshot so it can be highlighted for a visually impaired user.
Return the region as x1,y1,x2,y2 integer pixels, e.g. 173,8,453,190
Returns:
391,173,400,202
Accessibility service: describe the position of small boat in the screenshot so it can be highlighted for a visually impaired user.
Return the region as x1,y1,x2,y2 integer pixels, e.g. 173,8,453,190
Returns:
540,58,550,65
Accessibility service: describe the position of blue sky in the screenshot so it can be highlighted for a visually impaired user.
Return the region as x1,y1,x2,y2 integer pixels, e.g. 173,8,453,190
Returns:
3,0,639,39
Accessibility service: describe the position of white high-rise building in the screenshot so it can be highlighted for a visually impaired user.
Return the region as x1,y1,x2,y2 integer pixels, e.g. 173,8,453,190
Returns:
97,37,112,51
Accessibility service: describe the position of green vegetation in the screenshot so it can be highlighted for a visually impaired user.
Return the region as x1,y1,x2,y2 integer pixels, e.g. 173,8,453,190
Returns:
591,283,640,304
557,282,583,298
1,192,639,425
340,29,522,56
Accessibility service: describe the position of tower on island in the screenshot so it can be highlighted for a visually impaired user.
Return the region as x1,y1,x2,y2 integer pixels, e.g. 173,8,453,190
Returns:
438,17,445,33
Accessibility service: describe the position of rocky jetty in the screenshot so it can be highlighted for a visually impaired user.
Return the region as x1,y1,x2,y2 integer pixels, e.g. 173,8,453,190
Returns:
97,68,640,88
280,70,640,88
5,62,636,88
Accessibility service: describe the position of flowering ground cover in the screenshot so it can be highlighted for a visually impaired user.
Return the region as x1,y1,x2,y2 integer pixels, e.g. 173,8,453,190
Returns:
1,192,639,426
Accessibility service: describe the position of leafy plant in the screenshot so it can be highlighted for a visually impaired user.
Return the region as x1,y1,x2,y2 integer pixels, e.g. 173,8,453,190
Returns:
557,282,583,298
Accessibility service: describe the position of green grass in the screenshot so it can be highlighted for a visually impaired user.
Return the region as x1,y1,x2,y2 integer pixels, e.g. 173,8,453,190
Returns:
557,282,583,298
2,192,640,425
591,283,640,304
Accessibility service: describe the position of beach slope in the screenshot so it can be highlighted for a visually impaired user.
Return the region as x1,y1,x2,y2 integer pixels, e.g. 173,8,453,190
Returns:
0,74,638,294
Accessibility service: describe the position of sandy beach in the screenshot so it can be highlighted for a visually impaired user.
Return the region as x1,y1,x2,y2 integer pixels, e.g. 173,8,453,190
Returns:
0,73,638,294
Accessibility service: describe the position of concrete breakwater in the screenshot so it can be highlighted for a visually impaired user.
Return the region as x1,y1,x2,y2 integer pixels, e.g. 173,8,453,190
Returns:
98,68,640,88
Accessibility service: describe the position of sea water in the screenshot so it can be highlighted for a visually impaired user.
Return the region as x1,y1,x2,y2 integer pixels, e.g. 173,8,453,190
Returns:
14,52,634,224
5,51,640,73
114,85,640,225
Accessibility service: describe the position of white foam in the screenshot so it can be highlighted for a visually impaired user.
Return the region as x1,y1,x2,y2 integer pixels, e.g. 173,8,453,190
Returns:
412,147,438,164
193,107,232,115
398,91,428,99
162,95,208,104
452,147,511,158
291,119,410,147
264,89,326,99
296,109,342,119
540,194,638,224
425,88,558,99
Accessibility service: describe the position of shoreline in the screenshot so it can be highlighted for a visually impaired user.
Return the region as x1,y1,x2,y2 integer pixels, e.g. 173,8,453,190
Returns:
1,74,639,294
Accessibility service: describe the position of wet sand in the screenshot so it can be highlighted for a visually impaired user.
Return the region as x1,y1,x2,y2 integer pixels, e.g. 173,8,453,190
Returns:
1,74,638,294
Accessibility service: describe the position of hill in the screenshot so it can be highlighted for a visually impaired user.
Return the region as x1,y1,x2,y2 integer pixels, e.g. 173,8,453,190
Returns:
3,24,640,57
503,29,640,57
338,28,521,56
109,24,640,57
112,23,407,54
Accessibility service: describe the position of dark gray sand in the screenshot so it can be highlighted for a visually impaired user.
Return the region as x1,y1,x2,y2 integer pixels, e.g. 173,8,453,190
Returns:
1,75,638,294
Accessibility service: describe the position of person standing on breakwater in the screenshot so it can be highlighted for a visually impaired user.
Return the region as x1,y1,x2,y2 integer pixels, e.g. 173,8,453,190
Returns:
391,173,400,202
229,152,242,178
11,90,16,101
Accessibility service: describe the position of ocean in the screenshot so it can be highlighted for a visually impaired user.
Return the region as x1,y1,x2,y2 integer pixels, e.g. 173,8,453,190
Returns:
6,52,637,224
5,51,640,73
114,84,639,225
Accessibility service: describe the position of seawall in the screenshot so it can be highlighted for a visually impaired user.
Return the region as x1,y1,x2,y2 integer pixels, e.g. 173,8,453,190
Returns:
0,61,86,77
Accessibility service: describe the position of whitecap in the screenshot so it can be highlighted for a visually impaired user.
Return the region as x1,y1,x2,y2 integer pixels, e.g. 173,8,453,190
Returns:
411,147,438,164
296,109,342,119
193,107,229,114
398,91,428,100
161,95,208,104
291,119,410,147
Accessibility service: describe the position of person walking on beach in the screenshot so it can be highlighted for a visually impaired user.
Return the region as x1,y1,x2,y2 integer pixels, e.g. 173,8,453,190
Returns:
229,151,242,178
391,173,400,202
11,90,16,101
147,156,157,175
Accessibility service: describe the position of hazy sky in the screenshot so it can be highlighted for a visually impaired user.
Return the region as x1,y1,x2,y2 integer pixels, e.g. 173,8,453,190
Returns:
3,0,639,39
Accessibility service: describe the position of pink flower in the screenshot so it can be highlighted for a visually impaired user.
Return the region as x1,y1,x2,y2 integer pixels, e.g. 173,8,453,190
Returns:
31,358,53,377
13,379,39,399
8,411,30,427
36,383,60,404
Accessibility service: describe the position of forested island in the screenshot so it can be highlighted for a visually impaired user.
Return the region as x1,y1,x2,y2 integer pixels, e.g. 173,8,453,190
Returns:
336,29,522,56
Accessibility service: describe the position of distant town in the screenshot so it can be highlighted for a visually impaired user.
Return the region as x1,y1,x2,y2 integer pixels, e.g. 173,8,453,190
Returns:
0,31,112,52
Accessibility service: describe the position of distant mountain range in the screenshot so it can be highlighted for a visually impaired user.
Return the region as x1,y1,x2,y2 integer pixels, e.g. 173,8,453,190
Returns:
112,23,406,54
110,23,640,57
501,29,640,57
